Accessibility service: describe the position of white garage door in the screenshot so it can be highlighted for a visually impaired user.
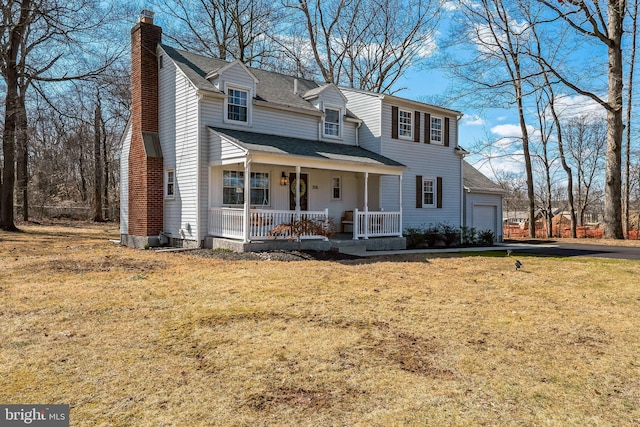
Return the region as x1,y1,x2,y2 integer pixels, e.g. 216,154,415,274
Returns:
473,205,497,234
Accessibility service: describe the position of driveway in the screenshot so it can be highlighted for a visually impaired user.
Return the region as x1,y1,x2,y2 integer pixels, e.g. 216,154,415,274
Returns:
506,241,640,261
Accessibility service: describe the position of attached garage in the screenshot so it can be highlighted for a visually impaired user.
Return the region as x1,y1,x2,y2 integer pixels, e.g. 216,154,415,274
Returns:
463,162,505,242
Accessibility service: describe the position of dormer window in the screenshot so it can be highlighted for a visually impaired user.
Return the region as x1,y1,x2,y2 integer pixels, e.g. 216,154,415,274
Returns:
223,83,252,126
227,88,248,122
324,107,341,137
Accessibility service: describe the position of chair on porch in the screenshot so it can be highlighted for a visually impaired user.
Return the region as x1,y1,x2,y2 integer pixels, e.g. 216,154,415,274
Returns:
341,210,354,233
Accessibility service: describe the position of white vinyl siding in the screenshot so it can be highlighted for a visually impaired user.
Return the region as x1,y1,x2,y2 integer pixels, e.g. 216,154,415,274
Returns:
119,120,132,235
341,90,383,153
158,48,200,241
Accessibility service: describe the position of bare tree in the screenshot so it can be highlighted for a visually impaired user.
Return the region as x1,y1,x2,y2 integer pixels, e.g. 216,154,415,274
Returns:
446,0,537,237
565,116,607,226
0,0,119,230
159,0,284,68
93,93,103,222
533,86,556,238
537,0,627,238
625,0,639,236
284,0,440,92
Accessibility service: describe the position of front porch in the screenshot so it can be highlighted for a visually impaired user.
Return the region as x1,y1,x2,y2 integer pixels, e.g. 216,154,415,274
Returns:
204,127,407,252
206,207,405,252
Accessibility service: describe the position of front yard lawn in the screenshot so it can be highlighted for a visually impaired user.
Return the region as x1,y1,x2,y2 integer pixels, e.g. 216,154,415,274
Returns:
1,223,639,426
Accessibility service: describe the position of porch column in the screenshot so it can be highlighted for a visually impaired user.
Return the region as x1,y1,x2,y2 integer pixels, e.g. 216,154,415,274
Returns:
363,172,369,239
295,165,301,218
399,174,403,237
243,159,252,242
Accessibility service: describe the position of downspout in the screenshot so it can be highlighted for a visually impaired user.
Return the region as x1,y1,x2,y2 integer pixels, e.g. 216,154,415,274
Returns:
457,114,465,229
355,120,362,146
196,92,203,247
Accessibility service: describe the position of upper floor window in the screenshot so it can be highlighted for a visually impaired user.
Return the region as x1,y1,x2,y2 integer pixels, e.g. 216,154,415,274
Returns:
324,108,341,137
430,116,443,144
227,88,249,123
399,110,412,139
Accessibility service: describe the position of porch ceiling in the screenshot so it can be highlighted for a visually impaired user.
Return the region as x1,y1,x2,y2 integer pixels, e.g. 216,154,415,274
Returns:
209,127,405,173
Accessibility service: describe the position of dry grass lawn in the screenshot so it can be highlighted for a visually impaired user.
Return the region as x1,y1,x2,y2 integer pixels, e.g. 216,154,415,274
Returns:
1,223,640,426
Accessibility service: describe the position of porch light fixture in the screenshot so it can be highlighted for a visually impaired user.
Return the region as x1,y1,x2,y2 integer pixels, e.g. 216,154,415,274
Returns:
280,172,289,186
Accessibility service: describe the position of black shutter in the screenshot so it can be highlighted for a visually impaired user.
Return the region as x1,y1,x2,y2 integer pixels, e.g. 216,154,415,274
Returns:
392,106,399,139
414,110,420,142
444,117,450,147
437,177,443,208
416,175,423,208
425,113,431,144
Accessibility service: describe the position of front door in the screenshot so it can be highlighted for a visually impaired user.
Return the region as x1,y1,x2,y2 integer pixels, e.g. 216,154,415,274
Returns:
289,173,308,210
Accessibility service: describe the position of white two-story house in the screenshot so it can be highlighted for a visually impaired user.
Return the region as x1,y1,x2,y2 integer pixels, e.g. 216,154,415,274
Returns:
120,11,474,251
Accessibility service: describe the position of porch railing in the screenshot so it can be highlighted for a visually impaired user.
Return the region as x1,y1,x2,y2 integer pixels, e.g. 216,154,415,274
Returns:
353,209,402,239
208,208,330,241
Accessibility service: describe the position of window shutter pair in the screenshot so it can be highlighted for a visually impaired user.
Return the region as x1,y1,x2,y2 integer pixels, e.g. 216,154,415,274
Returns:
391,106,422,142
415,175,443,209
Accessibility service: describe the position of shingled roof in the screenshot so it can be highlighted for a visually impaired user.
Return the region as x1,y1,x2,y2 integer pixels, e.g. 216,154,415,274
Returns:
210,127,405,169
463,162,505,194
160,44,354,117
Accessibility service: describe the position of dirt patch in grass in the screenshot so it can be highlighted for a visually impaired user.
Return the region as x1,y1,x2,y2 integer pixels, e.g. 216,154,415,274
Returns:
246,387,337,411
370,331,455,377
26,256,166,274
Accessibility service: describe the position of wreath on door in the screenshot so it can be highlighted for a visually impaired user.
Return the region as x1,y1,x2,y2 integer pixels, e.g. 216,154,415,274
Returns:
290,179,307,197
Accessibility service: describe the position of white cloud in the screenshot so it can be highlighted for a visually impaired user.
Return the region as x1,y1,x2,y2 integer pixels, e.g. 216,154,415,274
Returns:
490,123,529,138
462,115,485,126
442,1,459,11
550,94,605,121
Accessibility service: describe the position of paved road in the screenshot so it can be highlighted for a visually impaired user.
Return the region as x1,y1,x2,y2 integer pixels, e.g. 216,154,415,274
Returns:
507,242,640,260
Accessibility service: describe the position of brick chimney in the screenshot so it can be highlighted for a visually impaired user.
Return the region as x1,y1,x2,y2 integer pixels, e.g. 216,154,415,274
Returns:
128,10,163,247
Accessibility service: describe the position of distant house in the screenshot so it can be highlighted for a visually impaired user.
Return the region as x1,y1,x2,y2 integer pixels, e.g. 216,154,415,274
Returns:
463,162,505,242
120,10,499,251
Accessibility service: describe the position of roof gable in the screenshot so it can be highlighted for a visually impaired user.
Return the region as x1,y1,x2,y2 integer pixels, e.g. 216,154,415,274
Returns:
205,60,259,84
303,83,347,103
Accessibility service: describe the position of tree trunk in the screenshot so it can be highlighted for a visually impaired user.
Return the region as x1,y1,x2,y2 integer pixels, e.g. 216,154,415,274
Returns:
1,85,18,231
1,0,31,231
15,93,29,222
516,92,535,238
625,0,638,237
93,97,104,222
603,0,625,239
